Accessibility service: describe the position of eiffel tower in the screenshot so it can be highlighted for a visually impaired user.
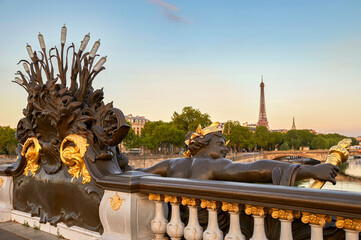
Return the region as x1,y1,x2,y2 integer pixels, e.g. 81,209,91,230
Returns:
257,76,269,129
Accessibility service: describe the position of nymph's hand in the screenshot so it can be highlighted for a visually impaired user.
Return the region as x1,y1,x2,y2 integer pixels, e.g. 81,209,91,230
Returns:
311,163,339,185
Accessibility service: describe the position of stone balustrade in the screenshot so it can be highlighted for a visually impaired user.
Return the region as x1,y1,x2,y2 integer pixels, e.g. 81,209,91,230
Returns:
1,171,361,239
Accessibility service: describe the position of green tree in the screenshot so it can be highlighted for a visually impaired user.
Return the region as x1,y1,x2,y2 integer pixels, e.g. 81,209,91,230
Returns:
223,121,254,151
142,121,184,154
280,142,290,150
254,126,269,150
123,127,142,149
0,126,18,156
171,106,212,134
311,136,329,149
269,131,284,150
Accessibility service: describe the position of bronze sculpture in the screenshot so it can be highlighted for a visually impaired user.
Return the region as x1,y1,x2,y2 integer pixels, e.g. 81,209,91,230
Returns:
138,122,339,185
137,122,347,240
9,26,131,233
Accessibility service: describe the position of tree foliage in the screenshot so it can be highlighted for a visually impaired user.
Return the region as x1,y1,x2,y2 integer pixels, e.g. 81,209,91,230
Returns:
0,126,18,155
223,121,254,151
171,106,212,134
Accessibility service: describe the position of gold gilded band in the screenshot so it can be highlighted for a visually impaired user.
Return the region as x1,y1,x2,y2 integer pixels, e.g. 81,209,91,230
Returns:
60,134,91,184
22,137,42,176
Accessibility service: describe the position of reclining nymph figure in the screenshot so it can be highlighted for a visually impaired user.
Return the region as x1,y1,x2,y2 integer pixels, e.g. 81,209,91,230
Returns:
138,122,338,185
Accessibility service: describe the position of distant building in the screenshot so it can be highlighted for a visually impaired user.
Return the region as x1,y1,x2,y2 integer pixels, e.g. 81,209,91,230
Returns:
355,136,361,145
125,114,149,136
242,122,257,132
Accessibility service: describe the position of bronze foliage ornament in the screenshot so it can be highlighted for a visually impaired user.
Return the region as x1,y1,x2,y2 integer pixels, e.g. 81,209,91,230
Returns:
12,25,131,233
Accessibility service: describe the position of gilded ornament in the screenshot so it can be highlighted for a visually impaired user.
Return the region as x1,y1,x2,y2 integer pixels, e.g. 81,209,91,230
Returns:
149,193,163,201
200,199,219,209
60,134,91,184
22,137,42,176
0,177,3,188
222,202,240,213
301,212,332,227
270,208,298,221
336,217,361,231
245,205,265,216
164,195,180,204
110,193,123,211
181,197,199,207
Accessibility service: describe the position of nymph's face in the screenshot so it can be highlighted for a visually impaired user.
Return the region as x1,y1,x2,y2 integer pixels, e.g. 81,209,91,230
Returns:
205,135,229,159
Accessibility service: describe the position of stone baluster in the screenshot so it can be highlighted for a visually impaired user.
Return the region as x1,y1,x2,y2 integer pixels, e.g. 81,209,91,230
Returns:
164,195,184,240
222,202,245,240
336,217,361,240
201,199,223,240
301,212,331,240
149,194,168,240
245,205,268,240
270,209,300,240
181,197,203,240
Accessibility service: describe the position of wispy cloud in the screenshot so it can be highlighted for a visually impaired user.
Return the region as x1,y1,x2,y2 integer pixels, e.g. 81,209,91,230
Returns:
149,0,191,24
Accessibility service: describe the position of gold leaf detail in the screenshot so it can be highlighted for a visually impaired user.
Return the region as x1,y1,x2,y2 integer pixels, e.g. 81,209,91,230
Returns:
336,217,361,231
270,208,297,221
245,205,265,216
0,177,3,188
60,134,90,184
181,197,199,207
301,212,331,227
164,195,180,204
222,202,240,213
110,193,122,211
22,137,42,176
200,199,219,210
149,193,163,201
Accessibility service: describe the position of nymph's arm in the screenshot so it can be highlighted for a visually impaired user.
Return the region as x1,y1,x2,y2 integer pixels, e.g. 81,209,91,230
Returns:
213,159,338,184
136,159,172,177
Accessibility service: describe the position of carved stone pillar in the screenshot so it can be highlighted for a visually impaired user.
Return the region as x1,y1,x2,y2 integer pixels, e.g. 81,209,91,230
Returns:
0,176,13,222
270,209,300,240
149,194,168,240
201,199,223,240
182,197,203,240
164,195,184,240
245,205,268,240
301,212,331,240
222,202,245,240
336,217,361,240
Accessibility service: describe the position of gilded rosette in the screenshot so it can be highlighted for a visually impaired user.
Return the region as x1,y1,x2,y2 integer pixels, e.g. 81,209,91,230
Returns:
149,193,164,201
181,197,199,207
200,199,219,209
22,137,42,176
110,193,123,211
222,202,240,213
60,134,91,184
336,217,361,231
270,208,299,221
164,195,181,204
245,205,265,216
301,212,332,227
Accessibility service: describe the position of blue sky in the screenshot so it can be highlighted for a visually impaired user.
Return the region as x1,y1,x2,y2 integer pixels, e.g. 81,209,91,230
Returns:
0,0,360,136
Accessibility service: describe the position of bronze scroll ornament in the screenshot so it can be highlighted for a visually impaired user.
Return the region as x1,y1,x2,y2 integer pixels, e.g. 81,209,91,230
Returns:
22,137,42,176
60,134,91,184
